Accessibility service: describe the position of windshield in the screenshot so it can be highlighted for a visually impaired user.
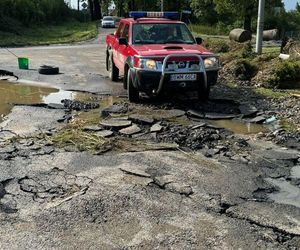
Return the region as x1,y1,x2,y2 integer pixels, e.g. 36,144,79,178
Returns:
132,23,195,45
103,17,113,21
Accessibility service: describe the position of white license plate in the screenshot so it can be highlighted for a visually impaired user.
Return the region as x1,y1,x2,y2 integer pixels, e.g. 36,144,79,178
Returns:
170,74,197,81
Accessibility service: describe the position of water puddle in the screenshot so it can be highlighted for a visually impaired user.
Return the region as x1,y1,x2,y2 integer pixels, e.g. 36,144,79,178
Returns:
266,177,300,209
210,119,269,135
0,81,93,123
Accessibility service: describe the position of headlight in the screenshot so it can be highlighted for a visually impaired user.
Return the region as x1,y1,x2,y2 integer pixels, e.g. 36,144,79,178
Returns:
139,59,157,70
204,57,219,69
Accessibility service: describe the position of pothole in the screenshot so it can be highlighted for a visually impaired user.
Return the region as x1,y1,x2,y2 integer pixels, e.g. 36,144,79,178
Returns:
266,177,300,209
209,119,269,135
0,80,94,123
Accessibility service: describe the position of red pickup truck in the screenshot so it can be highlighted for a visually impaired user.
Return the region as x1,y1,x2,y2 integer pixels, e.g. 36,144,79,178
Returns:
106,12,220,102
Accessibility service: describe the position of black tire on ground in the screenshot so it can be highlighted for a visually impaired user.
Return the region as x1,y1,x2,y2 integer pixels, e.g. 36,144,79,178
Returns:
106,51,109,71
108,54,119,82
198,83,210,102
38,65,59,75
127,68,139,102
123,65,128,90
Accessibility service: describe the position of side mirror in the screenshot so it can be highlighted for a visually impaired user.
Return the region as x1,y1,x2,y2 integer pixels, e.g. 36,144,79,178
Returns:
119,37,128,46
195,37,203,45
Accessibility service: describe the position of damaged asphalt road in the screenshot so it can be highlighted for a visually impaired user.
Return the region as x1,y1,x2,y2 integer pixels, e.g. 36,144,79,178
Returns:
0,29,300,249
1,98,300,249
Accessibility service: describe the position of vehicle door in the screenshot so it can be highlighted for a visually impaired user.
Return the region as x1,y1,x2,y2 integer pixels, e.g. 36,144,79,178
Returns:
111,22,124,69
117,23,130,75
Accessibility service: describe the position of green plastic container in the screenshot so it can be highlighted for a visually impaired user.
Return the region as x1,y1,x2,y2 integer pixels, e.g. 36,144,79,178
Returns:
18,57,29,70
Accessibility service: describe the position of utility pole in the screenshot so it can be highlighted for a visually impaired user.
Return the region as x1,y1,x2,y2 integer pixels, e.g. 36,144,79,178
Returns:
161,0,164,12
255,0,265,54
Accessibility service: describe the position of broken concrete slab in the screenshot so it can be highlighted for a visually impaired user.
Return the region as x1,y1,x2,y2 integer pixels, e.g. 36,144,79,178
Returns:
191,123,206,130
250,116,266,124
119,124,141,135
0,130,17,141
260,148,299,161
239,104,258,117
95,130,113,138
129,114,154,125
153,175,175,188
47,103,65,109
227,201,300,236
101,104,128,118
205,113,236,120
1,106,65,137
150,123,163,133
165,182,193,196
186,109,205,119
165,109,186,118
119,165,151,178
83,125,102,132
100,119,132,130
62,99,99,111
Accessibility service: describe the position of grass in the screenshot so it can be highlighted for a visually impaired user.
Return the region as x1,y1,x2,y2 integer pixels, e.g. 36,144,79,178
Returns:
0,22,97,47
189,24,229,36
279,119,299,132
51,120,112,153
254,88,290,99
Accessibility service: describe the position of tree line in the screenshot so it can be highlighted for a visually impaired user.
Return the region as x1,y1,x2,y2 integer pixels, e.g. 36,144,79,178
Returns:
1,0,300,35
86,0,299,33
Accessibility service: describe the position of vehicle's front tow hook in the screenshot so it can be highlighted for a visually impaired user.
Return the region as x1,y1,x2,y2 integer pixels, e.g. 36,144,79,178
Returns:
179,82,187,88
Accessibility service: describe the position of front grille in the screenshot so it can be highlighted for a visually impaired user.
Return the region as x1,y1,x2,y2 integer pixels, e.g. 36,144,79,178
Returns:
165,60,200,71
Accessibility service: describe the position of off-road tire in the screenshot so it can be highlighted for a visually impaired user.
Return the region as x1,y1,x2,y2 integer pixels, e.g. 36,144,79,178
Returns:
123,65,128,90
38,65,59,75
127,69,139,102
108,54,119,82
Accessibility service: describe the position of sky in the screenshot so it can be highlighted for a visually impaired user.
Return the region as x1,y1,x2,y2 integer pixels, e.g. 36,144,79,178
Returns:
68,0,300,11
284,0,299,10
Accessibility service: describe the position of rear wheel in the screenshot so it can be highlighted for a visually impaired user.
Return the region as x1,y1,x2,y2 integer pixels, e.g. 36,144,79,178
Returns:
127,69,139,102
198,83,210,102
108,53,119,82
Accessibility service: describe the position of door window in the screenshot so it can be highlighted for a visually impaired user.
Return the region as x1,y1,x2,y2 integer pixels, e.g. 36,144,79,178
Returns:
116,22,124,38
122,24,130,41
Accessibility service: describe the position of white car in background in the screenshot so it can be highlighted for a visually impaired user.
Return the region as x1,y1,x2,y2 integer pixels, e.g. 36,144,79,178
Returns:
101,16,115,28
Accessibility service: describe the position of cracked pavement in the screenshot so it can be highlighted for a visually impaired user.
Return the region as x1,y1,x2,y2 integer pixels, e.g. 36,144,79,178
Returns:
0,28,300,249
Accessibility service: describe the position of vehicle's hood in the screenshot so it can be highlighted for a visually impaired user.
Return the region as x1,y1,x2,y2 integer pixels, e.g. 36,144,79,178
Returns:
131,44,213,57
102,20,114,24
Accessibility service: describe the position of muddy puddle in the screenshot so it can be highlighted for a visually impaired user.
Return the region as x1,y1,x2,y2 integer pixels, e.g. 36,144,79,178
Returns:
209,119,269,135
0,81,93,123
266,176,300,209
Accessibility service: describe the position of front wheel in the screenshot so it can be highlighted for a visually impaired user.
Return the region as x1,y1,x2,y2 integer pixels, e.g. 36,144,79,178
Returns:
198,84,210,102
108,54,119,82
127,69,139,102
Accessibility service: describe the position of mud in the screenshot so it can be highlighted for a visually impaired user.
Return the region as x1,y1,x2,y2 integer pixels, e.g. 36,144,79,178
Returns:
0,80,94,123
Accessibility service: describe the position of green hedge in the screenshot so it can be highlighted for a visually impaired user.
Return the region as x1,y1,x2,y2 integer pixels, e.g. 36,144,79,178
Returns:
0,0,82,33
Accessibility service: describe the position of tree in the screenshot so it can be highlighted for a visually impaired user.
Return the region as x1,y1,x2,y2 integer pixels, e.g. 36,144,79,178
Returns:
93,0,102,20
213,0,284,31
213,0,255,31
190,0,219,25
87,0,102,20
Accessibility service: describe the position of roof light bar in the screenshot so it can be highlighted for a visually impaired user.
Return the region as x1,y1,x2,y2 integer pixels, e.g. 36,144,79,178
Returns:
129,11,179,20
